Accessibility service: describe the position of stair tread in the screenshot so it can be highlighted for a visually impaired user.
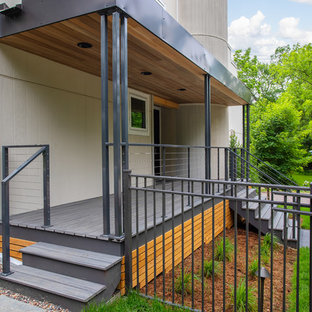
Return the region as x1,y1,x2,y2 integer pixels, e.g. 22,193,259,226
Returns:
0,265,106,303
21,242,122,271
272,211,284,230
255,204,272,220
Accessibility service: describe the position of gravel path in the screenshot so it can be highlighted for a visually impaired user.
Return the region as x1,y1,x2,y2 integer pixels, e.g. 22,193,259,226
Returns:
0,264,71,312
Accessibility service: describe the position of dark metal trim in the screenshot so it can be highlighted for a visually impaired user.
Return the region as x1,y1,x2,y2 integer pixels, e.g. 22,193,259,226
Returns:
204,74,211,192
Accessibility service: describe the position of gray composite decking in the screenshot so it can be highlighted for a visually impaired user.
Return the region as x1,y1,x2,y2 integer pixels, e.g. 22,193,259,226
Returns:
10,181,226,239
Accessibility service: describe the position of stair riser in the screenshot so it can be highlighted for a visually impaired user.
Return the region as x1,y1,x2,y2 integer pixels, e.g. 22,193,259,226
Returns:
22,254,121,292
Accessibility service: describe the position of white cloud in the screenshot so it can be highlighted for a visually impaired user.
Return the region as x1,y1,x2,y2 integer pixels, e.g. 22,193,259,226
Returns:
229,11,312,62
279,17,312,43
229,11,285,62
290,0,312,4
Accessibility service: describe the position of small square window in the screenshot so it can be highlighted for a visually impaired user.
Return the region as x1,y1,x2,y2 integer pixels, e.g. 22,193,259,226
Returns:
131,97,146,129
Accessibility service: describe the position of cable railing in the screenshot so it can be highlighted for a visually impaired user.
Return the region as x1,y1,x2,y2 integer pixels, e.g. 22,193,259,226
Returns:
1,145,50,275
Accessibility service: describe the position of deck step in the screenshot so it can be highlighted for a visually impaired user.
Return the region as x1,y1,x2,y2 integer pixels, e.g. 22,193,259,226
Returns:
21,242,121,271
0,265,107,311
21,242,122,288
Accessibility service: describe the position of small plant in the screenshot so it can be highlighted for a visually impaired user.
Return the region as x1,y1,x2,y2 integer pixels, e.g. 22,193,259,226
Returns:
262,233,279,250
231,279,257,312
261,252,270,265
175,272,192,295
248,258,258,277
202,260,221,278
215,237,234,262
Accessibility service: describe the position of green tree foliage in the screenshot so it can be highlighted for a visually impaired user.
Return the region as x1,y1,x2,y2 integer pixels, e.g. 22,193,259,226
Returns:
234,44,312,174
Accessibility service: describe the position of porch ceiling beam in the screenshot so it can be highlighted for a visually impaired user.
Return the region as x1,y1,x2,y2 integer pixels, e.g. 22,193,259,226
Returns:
153,96,179,110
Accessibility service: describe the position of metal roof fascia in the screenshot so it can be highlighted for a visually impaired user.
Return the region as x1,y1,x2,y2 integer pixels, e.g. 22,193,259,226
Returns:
116,0,253,104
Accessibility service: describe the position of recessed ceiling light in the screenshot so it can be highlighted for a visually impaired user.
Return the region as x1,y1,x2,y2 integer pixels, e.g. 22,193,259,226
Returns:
178,88,186,91
77,42,93,49
141,71,152,76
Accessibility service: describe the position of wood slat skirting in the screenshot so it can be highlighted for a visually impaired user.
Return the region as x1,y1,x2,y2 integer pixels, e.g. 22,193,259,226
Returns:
0,236,36,261
119,200,233,295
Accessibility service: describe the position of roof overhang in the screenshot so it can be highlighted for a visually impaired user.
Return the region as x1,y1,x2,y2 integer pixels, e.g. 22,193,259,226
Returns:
0,0,253,105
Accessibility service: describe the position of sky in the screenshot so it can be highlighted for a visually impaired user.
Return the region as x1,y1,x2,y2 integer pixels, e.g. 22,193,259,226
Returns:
228,0,312,62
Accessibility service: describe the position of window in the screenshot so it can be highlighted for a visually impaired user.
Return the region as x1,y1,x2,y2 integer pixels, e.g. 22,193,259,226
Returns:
131,97,146,129
129,91,150,136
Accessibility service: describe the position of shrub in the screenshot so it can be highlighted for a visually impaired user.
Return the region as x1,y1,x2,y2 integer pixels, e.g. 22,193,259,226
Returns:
175,272,192,295
262,233,279,250
215,237,234,262
248,259,259,277
231,279,257,312
202,260,221,278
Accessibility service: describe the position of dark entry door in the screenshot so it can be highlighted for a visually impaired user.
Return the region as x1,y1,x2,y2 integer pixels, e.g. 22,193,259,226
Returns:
154,109,160,176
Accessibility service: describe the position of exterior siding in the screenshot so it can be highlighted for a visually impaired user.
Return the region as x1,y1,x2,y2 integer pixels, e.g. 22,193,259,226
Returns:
0,236,35,261
0,43,153,216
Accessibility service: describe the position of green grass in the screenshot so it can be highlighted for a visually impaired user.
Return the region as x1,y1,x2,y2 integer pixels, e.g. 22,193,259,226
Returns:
82,291,185,312
215,237,234,262
292,170,312,186
278,205,310,230
230,279,257,312
289,247,310,312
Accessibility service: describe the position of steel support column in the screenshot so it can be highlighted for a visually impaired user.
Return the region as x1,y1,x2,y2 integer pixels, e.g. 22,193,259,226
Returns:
121,15,129,171
242,105,246,180
101,14,110,236
246,104,250,181
112,12,122,237
204,74,211,193
1,146,10,275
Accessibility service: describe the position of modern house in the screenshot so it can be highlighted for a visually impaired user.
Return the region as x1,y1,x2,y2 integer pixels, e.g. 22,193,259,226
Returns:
0,1,303,311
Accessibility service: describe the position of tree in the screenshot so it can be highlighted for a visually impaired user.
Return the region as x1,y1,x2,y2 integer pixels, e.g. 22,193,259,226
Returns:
234,44,312,173
251,99,308,176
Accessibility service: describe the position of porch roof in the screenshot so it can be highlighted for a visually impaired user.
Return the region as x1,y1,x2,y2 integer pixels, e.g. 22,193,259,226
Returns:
0,0,252,106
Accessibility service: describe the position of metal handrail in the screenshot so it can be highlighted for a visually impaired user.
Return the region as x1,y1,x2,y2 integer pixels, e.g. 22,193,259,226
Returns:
237,147,298,186
1,145,50,275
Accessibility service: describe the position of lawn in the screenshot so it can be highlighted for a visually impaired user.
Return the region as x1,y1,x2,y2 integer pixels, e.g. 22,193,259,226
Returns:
289,247,310,312
82,291,185,312
292,170,312,186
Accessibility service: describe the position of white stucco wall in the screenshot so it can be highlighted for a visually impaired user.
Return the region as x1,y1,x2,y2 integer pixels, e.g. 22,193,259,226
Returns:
0,44,152,216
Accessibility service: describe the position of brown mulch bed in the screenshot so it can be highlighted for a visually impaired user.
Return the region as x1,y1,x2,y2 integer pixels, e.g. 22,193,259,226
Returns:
143,228,296,312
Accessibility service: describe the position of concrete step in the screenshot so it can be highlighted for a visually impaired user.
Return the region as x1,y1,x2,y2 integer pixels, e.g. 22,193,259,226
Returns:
0,264,107,312
21,242,122,299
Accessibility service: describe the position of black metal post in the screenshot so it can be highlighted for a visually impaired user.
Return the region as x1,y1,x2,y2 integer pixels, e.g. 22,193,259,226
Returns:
121,14,129,171
101,14,110,236
204,74,211,193
310,183,312,312
225,148,229,181
1,146,10,275
112,11,122,237
246,104,250,181
242,105,246,151
123,170,132,291
42,146,51,227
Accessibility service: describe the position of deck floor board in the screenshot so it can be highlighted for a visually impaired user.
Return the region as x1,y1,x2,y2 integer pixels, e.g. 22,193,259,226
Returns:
10,181,225,237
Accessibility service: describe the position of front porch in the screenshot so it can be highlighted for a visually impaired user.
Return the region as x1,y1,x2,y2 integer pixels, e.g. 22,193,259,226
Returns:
0,0,254,310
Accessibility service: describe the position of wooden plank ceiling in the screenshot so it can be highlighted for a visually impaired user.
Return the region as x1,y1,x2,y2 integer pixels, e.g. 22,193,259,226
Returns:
0,13,247,106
